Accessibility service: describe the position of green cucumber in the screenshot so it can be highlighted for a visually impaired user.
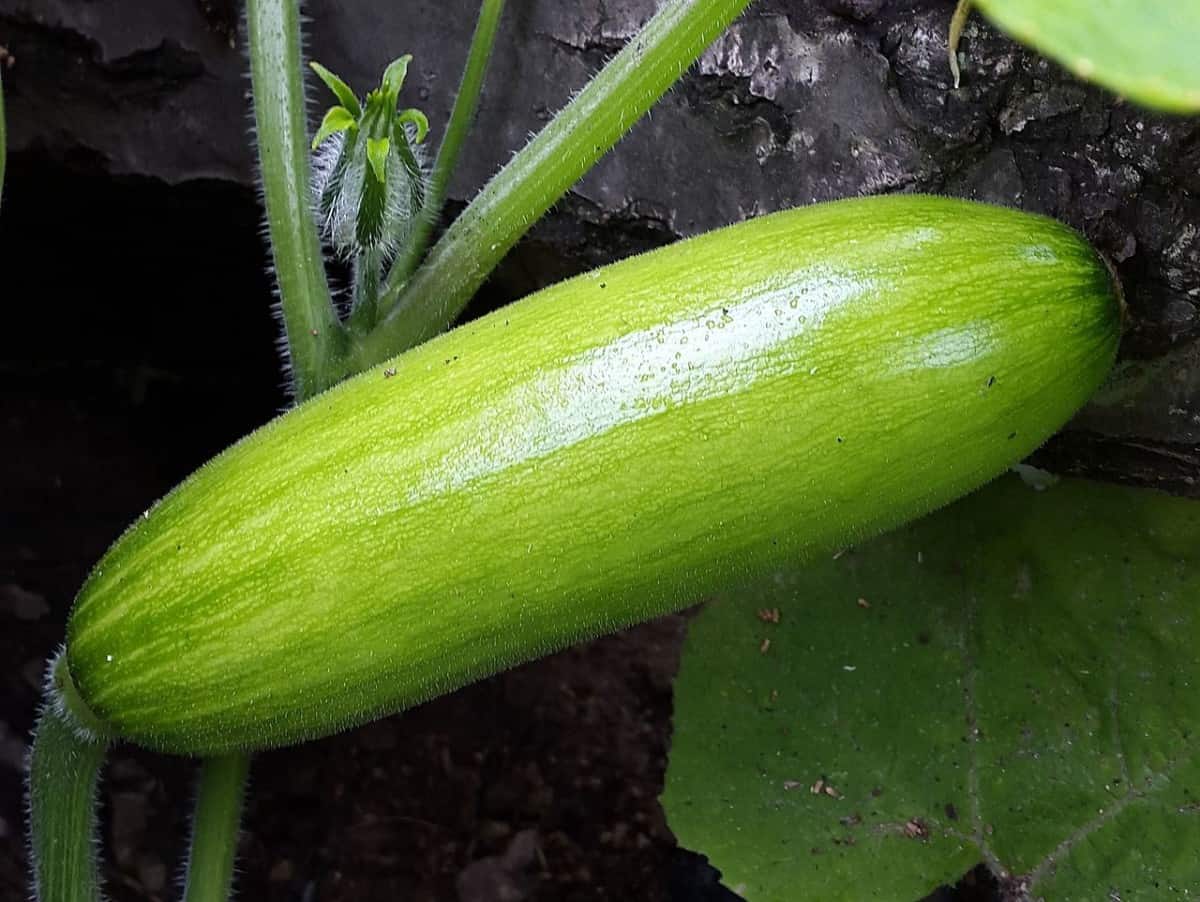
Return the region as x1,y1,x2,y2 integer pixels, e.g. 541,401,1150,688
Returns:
64,195,1121,755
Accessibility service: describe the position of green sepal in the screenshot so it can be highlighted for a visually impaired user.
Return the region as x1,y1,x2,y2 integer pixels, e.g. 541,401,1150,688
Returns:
311,105,357,150
317,129,355,225
366,136,391,185
396,108,430,143
381,54,413,102
393,127,427,210
356,151,389,248
309,61,361,119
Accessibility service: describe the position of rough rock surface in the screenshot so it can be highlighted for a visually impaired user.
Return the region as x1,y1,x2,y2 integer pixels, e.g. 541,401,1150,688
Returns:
1,0,1197,490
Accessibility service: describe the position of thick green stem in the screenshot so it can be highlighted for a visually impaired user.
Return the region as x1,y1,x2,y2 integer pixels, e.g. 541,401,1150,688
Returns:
27,656,110,902
247,0,347,401
351,245,383,331
181,754,251,902
388,0,505,288
164,6,323,897
349,0,755,372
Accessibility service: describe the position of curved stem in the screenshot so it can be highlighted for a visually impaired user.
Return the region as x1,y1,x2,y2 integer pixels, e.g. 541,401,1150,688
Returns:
165,6,318,897
26,659,110,902
386,0,505,290
348,0,755,372
247,0,348,401
181,754,251,902
949,0,973,89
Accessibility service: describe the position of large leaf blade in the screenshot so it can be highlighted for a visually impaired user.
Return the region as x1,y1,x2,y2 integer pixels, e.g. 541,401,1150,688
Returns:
971,0,1200,113
663,476,1200,900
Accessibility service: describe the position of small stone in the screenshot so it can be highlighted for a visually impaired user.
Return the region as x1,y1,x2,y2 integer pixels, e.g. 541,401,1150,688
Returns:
137,857,167,893
479,819,512,843
502,829,540,870
269,859,295,882
0,722,28,772
22,659,43,692
110,792,148,866
0,584,50,620
456,829,540,902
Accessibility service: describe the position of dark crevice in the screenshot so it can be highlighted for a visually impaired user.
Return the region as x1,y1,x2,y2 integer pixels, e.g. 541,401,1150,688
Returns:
102,39,205,84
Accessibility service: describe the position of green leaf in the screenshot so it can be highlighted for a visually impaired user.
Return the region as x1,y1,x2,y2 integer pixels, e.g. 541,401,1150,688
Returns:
970,0,1200,113
309,61,362,119
366,136,390,185
310,105,357,150
396,107,430,144
381,54,413,101
663,475,1200,900
356,143,390,249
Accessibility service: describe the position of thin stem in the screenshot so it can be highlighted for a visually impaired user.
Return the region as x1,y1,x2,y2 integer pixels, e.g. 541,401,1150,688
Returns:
26,656,110,902
349,0,755,373
247,0,347,401
181,754,251,902
388,0,505,288
949,0,973,89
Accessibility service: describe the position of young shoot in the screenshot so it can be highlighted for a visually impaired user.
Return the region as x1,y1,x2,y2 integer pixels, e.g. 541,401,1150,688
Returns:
310,57,430,329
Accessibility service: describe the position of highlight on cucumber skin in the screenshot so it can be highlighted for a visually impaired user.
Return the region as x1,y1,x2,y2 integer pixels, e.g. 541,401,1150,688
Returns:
19,0,1184,896
60,196,1123,757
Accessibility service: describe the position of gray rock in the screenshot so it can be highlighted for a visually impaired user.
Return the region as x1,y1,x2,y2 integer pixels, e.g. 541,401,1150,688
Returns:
456,828,540,902
1,0,1197,483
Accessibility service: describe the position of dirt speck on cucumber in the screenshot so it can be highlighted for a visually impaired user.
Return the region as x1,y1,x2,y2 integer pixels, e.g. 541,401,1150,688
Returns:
65,196,1121,755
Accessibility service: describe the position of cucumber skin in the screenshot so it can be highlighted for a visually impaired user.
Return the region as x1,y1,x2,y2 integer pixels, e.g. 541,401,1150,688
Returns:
66,195,1121,755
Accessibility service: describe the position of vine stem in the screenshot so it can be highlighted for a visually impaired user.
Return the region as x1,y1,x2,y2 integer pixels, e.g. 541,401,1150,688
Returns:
163,4,330,898
181,755,251,902
381,0,506,297
247,0,347,401
26,654,110,902
348,0,757,373
949,0,973,88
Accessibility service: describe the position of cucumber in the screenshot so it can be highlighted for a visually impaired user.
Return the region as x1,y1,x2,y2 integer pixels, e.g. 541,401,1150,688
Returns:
64,195,1122,755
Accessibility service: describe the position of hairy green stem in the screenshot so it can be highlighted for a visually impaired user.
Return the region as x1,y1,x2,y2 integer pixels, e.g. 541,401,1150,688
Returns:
352,245,383,330
349,0,755,372
247,0,347,400
181,754,251,902
162,6,327,897
27,657,110,902
387,0,505,289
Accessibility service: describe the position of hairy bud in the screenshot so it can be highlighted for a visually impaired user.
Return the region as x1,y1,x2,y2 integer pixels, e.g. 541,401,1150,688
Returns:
310,56,430,261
